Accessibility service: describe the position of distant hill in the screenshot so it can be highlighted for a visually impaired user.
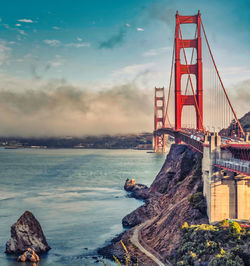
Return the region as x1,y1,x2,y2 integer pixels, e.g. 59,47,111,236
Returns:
222,111,250,137
0,133,155,149
239,111,250,133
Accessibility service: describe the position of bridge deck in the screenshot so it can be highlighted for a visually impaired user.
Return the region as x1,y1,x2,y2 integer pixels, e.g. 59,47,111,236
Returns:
155,127,250,162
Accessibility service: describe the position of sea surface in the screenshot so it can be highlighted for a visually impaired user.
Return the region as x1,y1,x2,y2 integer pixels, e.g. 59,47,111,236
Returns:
0,148,166,265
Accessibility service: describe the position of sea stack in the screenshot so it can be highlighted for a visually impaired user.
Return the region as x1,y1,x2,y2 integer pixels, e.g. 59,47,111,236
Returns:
5,211,51,254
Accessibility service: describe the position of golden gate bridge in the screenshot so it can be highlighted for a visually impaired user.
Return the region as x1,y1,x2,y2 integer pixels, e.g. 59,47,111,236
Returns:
153,11,249,222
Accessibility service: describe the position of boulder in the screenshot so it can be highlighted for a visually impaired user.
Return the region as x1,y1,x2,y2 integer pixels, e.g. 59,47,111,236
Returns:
124,178,136,191
124,179,149,199
17,248,40,263
6,211,51,254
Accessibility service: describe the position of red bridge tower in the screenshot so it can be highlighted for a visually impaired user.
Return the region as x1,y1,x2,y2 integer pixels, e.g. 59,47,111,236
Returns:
175,11,203,140
154,87,166,152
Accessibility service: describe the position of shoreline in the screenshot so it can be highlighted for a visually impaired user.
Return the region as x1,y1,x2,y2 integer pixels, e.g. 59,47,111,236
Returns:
2,147,154,150
98,144,208,264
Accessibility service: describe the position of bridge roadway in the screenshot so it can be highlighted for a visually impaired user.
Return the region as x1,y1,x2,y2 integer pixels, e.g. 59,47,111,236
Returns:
156,127,204,153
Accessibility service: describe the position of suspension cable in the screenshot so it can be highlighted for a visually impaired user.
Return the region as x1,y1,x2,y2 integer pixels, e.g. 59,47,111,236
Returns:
200,19,245,137
164,36,175,128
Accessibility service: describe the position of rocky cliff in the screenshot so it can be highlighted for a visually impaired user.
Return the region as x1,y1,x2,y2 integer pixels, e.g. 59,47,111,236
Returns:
99,144,208,264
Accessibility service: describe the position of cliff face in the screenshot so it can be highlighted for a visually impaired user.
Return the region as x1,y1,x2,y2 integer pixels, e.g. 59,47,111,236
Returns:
99,144,208,264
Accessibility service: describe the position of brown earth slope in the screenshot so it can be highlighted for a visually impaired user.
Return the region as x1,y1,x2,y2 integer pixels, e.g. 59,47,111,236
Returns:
98,144,208,264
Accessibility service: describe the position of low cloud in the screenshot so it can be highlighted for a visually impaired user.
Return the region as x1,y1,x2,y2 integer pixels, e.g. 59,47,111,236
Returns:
146,2,175,25
112,63,155,77
0,74,247,137
0,42,11,65
0,79,153,137
143,46,171,57
230,79,250,117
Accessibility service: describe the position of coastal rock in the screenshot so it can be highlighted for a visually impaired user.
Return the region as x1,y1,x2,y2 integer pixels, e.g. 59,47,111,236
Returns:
124,178,149,199
122,197,161,227
6,211,51,254
17,248,40,263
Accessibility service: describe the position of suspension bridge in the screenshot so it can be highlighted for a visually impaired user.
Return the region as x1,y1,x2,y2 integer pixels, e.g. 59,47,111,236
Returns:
153,11,250,223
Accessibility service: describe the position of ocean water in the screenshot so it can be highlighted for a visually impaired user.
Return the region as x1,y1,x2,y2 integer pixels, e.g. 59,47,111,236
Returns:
0,148,166,265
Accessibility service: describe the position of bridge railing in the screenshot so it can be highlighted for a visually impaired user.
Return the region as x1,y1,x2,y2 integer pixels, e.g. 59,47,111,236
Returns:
215,158,250,175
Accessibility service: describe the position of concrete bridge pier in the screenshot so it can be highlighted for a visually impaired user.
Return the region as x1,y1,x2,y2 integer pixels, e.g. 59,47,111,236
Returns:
202,133,250,223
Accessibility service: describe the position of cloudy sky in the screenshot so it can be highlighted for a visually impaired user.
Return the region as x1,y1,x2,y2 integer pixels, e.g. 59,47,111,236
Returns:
0,0,249,136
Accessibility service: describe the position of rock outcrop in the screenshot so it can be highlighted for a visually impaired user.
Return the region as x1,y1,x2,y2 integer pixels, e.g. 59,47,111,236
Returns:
122,196,160,227
99,144,208,264
6,211,51,254
17,248,40,263
124,178,149,199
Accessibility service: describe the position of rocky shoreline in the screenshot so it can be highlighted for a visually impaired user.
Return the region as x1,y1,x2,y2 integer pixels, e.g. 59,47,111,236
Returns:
98,144,208,264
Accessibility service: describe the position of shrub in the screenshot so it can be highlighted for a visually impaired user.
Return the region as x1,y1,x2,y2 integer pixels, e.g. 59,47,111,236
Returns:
188,192,207,214
188,159,202,189
206,241,220,253
174,221,249,266
218,219,230,228
229,221,242,235
220,248,226,255
230,246,250,265
182,222,189,230
209,254,244,266
190,251,197,258
193,224,218,231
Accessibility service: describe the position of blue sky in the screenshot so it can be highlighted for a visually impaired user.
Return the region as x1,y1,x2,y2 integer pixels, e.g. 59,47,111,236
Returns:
0,0,249,136
0,0,249,85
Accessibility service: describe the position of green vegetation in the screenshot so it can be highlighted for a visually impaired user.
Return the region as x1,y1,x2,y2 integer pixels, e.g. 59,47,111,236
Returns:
229,221,243,235
188,192,207,214
172,221,250,266
83,241,137,266
113,241,138,266
187,159,203,191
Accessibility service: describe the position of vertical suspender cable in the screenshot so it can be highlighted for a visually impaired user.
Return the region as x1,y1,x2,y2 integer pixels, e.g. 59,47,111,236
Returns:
201,19,245,136
165,37,175,128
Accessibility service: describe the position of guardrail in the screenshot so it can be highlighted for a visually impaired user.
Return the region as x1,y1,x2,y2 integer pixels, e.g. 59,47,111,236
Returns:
215,158,250,175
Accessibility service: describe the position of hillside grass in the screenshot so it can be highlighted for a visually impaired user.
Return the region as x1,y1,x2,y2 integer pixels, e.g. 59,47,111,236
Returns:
171,220,250,266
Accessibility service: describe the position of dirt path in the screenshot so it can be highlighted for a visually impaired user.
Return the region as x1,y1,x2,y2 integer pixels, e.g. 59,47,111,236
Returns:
130,198,188,265
131,220,166,266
